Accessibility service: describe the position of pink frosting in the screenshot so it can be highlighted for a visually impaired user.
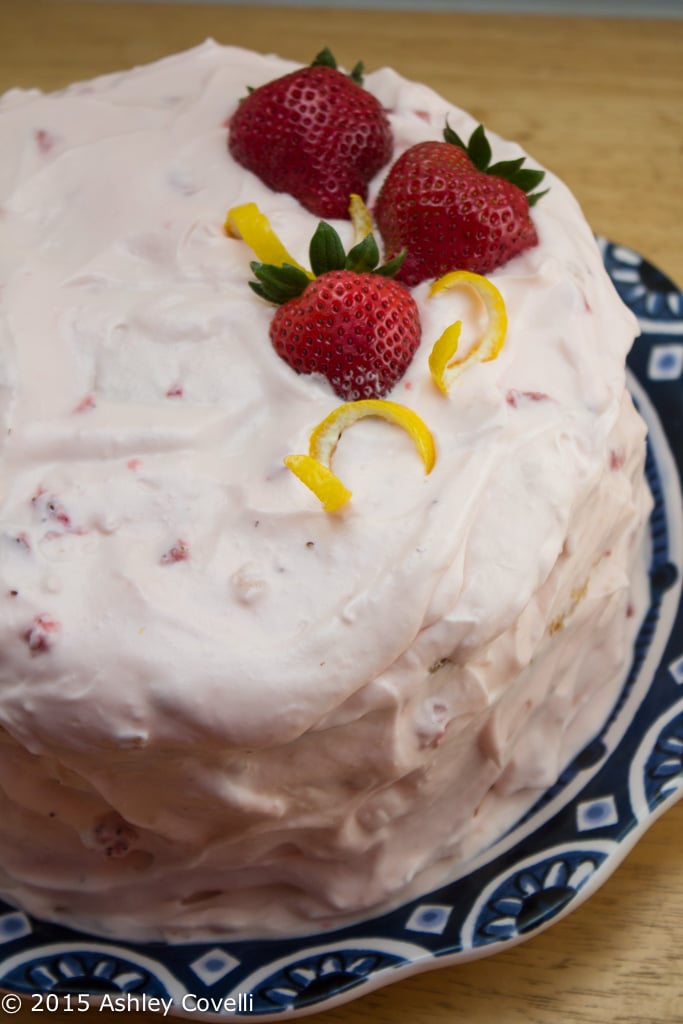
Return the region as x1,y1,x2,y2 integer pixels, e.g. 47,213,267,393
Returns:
0,42,651,939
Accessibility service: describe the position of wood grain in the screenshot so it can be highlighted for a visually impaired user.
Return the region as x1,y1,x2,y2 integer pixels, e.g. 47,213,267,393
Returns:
1,5,682,1022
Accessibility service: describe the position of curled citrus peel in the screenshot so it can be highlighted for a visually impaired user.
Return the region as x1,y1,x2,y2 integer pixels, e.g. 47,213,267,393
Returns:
224,202,311,276
284,399,436,512
283,455,352,513
349,193,373,244
428,270,507,393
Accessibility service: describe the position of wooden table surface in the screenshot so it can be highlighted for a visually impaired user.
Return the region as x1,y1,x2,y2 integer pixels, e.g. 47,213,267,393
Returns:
1,3,682,1022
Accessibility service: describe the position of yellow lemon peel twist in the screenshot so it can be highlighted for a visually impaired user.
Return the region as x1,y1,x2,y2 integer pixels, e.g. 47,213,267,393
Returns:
285,399,436,512
428,270,508,393
348,194,374,245
283,455,352,513
224,202,312,276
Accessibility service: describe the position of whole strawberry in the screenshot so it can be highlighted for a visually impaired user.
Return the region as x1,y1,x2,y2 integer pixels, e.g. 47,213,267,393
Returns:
249,223,420,400
228,49,392,220
374,123,547,286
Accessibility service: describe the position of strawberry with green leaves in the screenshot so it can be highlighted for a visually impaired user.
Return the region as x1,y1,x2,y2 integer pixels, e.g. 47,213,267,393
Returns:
374,123,547,286
249,223,421,401
228,48,393,220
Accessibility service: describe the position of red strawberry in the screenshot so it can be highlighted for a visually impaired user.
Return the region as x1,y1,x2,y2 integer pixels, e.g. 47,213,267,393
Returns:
374,123,547,286
249,223,420,400
228,49,392,220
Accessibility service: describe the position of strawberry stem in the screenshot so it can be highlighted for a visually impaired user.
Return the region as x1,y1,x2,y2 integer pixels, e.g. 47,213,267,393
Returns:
444,120,547,202
249,222,406,305
310,47,364,86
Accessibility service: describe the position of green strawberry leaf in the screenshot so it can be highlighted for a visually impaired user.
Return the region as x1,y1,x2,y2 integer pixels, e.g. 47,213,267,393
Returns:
487,157,526,179
467,124,492,173
345,233,380,273
249,262,312,305
248,281,271,302
443,119,468,151
508,167,547,194
527,188,550,208
375,250,407,278
309,221,347,276
312,48,338,70
349,61,365,86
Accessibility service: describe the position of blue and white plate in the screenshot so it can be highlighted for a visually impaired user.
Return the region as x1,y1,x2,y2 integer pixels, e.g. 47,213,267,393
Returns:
1,241,682,1020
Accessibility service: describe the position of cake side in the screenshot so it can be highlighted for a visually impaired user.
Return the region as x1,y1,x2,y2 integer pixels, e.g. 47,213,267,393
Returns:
0,42,652,939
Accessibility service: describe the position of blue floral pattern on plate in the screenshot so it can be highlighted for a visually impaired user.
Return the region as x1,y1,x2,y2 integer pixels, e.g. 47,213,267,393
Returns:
1,241,682,1020
461,844,614,947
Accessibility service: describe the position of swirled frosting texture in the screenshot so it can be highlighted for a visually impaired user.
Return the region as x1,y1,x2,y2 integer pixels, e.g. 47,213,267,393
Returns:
0,42,651,939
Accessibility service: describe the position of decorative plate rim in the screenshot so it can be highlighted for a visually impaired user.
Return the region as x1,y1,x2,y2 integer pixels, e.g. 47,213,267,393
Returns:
1,239,682,1020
